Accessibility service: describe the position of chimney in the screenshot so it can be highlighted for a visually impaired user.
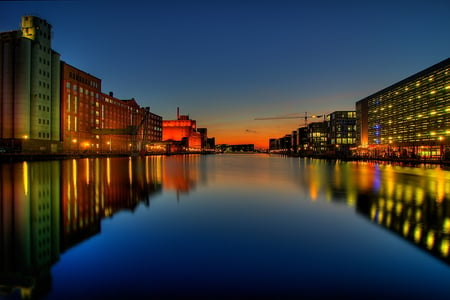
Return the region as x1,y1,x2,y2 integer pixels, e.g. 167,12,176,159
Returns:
109,91,113,97
177,107,180,120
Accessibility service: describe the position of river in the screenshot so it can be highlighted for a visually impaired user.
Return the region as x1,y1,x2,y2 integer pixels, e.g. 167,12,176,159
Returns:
1,154,450,299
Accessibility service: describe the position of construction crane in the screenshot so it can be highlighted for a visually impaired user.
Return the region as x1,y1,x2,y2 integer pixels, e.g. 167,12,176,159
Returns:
254,112,324,127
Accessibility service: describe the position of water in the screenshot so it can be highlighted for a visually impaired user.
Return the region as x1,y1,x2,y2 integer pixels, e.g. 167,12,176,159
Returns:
1,154,450,299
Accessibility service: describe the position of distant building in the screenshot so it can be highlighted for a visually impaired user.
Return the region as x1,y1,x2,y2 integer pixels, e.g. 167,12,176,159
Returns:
162,109,203,151
327,111,356,157
356,58,450,159
217,144,255,152
307,122,328,154
0,16,61,153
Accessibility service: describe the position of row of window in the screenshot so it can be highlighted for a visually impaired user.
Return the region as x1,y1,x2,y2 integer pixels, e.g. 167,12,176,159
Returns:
68,71,99,89
38,105,50,112
38,132,50,138
38,57,50,66
38,68,50,78
38,80,50,89
38,119,49,125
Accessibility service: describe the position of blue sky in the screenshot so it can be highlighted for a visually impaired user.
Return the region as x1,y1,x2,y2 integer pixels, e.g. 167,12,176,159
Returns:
1,0,449,147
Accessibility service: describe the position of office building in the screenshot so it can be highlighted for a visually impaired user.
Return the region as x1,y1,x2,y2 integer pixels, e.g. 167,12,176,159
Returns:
0,16,61,153
356,58,450,159
327,111,356,157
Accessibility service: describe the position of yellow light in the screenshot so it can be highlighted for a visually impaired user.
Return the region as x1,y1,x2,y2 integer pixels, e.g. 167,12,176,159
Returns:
72,139,77,143
430,90,436,95
439,136,444,141
417,114,422,118
443,218,450,233
441,239,449,257
430,132,436,136
445,85,450,90
430,111,437,115
23,162,28,196
414,226,422,243
22,135,29,139
426,231,435,250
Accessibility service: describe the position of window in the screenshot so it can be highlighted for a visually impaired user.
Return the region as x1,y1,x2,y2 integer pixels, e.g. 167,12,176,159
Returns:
66,82,70,88
67,95,71,112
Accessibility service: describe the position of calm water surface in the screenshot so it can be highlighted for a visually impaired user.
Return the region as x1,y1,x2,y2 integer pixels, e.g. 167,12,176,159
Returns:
1,154,450,299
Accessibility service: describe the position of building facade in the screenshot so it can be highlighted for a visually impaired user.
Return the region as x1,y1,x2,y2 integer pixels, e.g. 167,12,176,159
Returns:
327,111,356,157
61,62,102,152
162,111,203,152
0,16,61,153
356,58,450,159
61,62,162,154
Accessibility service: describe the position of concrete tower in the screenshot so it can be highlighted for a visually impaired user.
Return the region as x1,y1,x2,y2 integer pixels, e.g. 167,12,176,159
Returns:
0,16,61,153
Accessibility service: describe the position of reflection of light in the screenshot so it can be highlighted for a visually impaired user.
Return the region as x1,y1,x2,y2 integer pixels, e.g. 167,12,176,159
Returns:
377,210,384,224
404,185,413,202
346,192,356,207
403,221,410,236
128,157,132,185
426,231,435,250
23,162,28,196
370,205,377,220
107,158,111,185
415,188,424,205
443,218,450,233
414,226,422,243
86,158,90,184
72,159,77,199
386,214,392,227
415,210,422,222
395,202,403,216
441,239,449,257
386,199,394,211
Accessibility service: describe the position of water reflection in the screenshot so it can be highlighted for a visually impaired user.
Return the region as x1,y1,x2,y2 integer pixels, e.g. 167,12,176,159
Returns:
294,158,450,264
0,156,449,298
0,156,173,298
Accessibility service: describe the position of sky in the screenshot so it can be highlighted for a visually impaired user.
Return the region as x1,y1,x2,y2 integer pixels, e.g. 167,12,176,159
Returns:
1,0,449,149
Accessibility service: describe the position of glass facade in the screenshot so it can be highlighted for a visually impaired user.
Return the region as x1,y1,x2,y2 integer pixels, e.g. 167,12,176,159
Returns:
357,58,450,159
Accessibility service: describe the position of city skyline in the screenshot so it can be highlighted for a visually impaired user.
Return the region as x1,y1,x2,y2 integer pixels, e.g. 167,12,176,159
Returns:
1,0,449,148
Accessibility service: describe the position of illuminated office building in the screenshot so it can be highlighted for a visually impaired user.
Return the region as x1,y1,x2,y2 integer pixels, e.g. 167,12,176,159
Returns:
356,58,450,158
327,111,357,156
0,16,61,153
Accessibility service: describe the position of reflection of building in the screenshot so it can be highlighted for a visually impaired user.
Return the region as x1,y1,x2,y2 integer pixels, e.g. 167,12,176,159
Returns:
161,155,201,195
356,189,450,265
0,157,164,299
0,16,61,153
356,58,450,159
61,157,163,250
0,161,60,299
